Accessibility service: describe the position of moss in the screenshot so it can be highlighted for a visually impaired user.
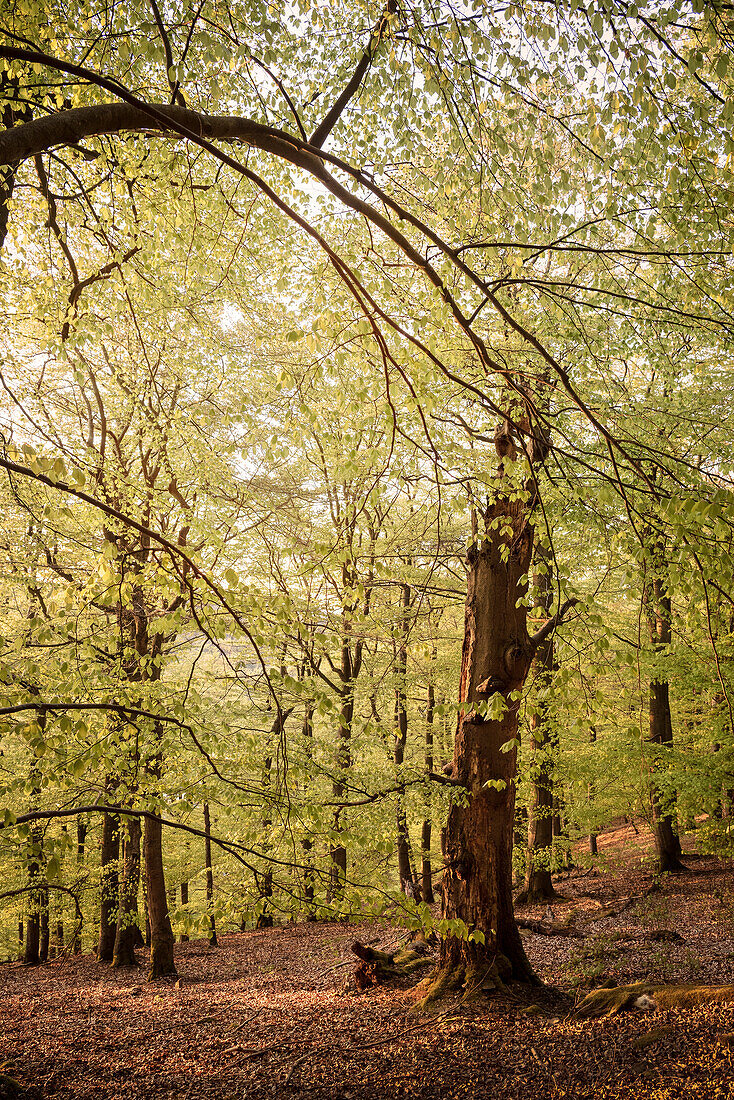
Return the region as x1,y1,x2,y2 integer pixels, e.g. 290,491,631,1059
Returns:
575,983,734,1019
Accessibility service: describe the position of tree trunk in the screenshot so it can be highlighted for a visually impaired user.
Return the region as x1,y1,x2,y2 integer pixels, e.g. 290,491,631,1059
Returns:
421,649,436,904
72,817,87,953
179,880,189,942
98,808,120,961
330,674,353,893
394,581,421,901
522,550,557,903
203,802,217,946
646,582,685,873
440,496,537,987
588,727,598,856
257,746,275,930
300,704,316,919
144,810,176,978
39,887,50,962
24,833,42,965
112,814,141,967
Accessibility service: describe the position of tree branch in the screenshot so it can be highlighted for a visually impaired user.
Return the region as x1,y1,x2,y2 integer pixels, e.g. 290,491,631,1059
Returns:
529,597,579,650
309,0,397,149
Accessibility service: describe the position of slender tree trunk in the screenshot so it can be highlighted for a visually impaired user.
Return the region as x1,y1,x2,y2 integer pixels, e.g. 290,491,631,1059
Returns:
588,726,598,855
422,648,436,904
72,817,87,953
394,581,421,901
39,888,50,962
257,747,275,930
203,803,217,945
646,581,685,873
440,495,538,986
179,880,189,942
330,667,354,893
98,807,120,961
24,828,42,965
522,550,557,903
144,807,176,978
112,815,141,967
300,704,316,918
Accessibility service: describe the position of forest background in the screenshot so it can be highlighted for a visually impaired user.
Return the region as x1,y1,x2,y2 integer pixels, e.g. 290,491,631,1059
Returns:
0,0,733,985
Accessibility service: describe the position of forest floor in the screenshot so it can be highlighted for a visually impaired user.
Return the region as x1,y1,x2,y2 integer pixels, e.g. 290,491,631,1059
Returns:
2,823,734,1100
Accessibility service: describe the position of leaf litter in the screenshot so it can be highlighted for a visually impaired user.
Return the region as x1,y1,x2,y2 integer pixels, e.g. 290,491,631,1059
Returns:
1,825,733,1099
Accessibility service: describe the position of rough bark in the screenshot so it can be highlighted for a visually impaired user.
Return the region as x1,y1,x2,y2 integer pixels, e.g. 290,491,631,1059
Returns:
97,807,120,961
439,495,538,988
112,814,142,967
203,802,217,946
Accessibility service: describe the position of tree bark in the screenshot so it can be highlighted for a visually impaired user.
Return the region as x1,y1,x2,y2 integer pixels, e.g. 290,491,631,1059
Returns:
112,814,142,967
440,495,537,985
23,828,42,965
97,807,120,961
588,726,598,856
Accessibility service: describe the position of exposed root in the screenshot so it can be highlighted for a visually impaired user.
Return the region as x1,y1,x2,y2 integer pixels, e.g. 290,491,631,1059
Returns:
574,982,734,1019
412,953,515,1013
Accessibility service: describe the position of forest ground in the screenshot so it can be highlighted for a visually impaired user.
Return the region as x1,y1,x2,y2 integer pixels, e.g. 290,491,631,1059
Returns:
2,824,734,1100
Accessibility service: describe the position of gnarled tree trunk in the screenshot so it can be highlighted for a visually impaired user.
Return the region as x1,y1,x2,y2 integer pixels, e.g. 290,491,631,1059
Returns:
440,495,538,988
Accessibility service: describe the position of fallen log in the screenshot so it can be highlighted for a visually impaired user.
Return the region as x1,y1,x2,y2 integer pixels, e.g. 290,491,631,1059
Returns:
574,982,734,1019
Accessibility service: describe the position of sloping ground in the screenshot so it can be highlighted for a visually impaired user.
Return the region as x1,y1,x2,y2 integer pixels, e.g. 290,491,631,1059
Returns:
1,826,734,1100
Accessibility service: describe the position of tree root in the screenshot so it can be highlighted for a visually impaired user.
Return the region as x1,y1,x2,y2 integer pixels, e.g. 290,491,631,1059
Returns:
411,953,514,1013
574,982,734,1019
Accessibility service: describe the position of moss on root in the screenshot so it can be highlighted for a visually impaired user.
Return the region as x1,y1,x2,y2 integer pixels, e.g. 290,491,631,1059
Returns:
411,953,515,1013
574,982,734,1019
